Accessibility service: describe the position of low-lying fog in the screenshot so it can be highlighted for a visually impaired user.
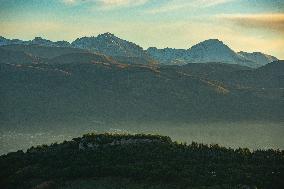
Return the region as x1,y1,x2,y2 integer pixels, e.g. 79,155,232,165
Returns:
1,121,284,155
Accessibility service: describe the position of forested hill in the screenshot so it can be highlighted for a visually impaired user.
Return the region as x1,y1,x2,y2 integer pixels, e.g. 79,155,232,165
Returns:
1,133,283,189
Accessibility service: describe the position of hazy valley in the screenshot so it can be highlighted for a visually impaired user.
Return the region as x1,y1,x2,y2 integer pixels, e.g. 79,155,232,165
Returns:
0,33,283,155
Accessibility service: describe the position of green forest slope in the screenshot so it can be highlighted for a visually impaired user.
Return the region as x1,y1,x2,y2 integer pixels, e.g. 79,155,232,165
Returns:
1,133,283,189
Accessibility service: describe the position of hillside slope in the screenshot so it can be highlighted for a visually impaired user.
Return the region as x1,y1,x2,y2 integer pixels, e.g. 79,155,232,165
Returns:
0,52,283,130
1,45,88,59
1,133,283,189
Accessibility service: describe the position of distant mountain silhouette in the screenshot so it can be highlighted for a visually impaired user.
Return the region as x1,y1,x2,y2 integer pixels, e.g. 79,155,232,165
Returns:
186,39,253,66
238,51,278,67
71,32,151,60
147,39,277,68
146,47,187,65
0,34,278,67
0,36,26,46
0,36,71,47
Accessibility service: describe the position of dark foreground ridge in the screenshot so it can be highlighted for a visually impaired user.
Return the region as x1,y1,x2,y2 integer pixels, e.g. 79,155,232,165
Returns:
1,133,284,189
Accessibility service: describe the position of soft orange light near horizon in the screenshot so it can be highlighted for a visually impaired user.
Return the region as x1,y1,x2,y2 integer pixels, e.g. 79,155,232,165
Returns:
219,13,284,34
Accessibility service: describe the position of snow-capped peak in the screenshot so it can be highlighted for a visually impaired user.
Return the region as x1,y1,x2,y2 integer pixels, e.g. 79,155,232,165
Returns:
238,51,278,66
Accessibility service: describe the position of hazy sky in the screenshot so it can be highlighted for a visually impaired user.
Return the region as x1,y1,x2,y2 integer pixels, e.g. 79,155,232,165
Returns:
0,0,283,58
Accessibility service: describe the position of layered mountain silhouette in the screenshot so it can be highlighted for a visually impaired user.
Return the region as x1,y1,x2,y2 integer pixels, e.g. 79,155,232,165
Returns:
238,51,278,67
0,33,278,68
0,36,71,47
147,39,278,68
72,32,148,58
0,44,283,130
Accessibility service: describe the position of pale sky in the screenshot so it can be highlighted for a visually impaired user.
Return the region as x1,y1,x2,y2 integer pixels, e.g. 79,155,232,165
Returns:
0,0,283,58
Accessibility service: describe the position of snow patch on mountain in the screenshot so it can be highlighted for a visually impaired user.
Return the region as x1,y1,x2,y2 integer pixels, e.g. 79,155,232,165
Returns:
71,32,148,58
0,34,279,68
238,51,278,67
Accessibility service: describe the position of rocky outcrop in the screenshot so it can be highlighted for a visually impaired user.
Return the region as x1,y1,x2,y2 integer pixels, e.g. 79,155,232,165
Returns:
79,137,162,150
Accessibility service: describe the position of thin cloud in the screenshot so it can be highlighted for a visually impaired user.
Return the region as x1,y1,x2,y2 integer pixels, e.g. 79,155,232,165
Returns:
62,0,148,9
219,13,284,34
99,0,148,7
62,0,78,5
146,0,235,14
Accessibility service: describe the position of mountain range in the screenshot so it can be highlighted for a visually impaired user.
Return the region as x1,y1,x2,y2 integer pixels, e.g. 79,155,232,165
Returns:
0,33,278,68
0,34,283,156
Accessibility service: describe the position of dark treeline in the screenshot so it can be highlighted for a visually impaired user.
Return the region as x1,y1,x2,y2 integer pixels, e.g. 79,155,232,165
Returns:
0,133,284,189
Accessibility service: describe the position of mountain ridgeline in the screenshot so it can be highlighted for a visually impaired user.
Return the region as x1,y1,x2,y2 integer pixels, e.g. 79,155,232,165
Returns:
0,33,278,67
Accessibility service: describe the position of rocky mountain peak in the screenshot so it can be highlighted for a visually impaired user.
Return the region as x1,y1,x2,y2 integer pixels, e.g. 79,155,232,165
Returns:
189,39,230,51
98,32,116,38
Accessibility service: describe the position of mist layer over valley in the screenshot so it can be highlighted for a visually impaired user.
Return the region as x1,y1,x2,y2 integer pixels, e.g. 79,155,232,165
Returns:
1,121,284,155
